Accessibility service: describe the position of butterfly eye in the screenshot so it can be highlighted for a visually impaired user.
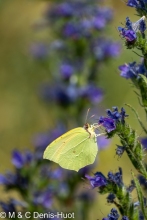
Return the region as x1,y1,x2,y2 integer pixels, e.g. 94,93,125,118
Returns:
83,123,89,130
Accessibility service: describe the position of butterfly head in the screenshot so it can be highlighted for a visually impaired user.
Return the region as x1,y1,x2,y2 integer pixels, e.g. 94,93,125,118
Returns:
83,123,90,130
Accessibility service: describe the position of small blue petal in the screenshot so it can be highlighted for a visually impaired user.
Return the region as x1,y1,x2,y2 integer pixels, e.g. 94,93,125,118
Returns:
85,172,107,188
12,150,24,168
99,116,116,133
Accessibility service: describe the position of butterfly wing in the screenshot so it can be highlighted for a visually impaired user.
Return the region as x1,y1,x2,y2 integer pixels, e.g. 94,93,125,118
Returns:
43,127,98,171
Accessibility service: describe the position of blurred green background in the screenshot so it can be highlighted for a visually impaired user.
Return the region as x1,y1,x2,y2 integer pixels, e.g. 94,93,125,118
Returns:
0,0,145,218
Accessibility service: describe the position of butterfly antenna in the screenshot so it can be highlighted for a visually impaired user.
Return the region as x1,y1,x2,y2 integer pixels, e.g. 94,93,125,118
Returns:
82,185,91,190
85,108,90,124
89,114,95,121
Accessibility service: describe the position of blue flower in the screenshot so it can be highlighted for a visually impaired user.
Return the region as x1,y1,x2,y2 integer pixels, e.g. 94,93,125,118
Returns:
107,193,116,203
127,0,147,12
0,172,18,186
127,180,135,193
93,38,121,60
92,16,107,30
0,199,16,214
91,8,113,30
99,107,128,132
119,61,147,79
33,189,53,208
140,137,147,150
138,175,147,189
79,84,103,104
0,170,28,190
103,208,120,220
107,107,128,123
85,172,107,188
127,0,140,8
118,16,137,42
63,22,82,39
40,83,78,107
107,167,123,187
115,145,126,157
50,3,74,17
0,199,26,214
60,62,74,79
50,168,64,179
106,107,121,121
118,16,146,42
108,208,119,220
119,62,137,79
12,150,33,169
125,17,133,29
139,19,146,33
99,116,116,133
119,28,137,42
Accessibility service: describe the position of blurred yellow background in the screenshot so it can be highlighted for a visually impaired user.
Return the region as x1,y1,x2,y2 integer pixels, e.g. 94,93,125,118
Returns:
0,0,145,218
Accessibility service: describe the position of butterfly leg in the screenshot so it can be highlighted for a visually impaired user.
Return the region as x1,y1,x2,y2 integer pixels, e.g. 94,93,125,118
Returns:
95,133,106,137
86,129,92,138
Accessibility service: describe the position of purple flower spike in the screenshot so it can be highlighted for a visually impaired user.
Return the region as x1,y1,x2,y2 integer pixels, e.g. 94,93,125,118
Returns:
99,116,116,133
85,172,107,188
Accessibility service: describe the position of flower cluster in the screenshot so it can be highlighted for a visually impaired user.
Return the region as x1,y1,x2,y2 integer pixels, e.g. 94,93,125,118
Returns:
85,168,123,190
86,168,147,219
102,208,129,220
98,107,128,133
